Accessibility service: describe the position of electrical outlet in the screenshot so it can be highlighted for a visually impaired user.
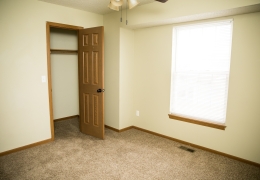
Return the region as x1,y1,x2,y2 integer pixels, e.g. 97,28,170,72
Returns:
136,110,139,116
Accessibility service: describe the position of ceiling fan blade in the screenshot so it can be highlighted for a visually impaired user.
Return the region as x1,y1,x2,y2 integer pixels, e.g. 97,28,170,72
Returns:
155,0,168,3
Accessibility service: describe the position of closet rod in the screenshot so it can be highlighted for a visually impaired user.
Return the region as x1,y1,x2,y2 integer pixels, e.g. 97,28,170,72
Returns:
50,49,78,54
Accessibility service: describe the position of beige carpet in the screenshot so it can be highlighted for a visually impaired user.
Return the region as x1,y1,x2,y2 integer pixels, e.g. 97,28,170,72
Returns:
0,117,259,180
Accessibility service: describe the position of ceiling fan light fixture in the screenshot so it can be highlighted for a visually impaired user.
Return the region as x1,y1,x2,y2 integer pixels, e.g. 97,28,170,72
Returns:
128,0,140,9
108,2,120,11
155,0,168,2
111,0,123,7
107,0,168,25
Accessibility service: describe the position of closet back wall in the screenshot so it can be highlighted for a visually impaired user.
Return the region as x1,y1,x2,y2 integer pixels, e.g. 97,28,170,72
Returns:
50,28,79,120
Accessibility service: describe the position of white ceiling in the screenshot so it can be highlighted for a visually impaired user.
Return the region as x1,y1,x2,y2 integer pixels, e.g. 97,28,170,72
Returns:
39,0,156,15
39,0,260,29
128,4,260,29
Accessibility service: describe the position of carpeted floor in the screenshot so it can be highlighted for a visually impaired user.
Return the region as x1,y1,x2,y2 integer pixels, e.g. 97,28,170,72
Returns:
0,117,260,180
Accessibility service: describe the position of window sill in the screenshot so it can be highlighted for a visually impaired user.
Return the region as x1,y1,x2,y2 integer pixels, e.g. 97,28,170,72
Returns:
168,114,226,130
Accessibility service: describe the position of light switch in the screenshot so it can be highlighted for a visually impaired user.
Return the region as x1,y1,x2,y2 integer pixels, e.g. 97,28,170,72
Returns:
41,76,46,83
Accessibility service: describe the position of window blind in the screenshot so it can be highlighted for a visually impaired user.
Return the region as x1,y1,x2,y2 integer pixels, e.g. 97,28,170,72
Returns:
170,20,233,124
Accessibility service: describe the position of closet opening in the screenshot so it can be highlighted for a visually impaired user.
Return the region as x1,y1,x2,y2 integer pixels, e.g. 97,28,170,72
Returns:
46,22,83,140
50,28,79,121
46,22,105,140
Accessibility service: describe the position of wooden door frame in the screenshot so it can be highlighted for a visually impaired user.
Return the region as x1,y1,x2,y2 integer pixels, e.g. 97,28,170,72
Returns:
46,22,83,140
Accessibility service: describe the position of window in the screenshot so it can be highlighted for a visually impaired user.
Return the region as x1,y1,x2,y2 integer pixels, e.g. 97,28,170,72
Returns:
169,20,233,130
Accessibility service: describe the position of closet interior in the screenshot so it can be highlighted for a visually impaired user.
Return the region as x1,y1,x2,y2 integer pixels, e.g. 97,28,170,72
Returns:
49,27,79,120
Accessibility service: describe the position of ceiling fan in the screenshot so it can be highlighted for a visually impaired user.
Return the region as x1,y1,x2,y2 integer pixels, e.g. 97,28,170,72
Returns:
108,0,168,24
108,0,168,11
155,0,168,2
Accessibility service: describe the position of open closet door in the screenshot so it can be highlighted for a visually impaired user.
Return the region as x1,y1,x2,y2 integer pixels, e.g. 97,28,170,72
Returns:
78,26,105,139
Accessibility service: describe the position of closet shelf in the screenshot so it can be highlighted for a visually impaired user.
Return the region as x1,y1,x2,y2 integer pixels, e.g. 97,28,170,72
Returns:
50,49,78,54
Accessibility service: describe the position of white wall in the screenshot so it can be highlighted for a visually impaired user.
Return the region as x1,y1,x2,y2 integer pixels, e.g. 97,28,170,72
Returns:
103,13,121,129
50,28,78,50
0,0,103,153
103,22,136,129
132,13,260,164
51,54,79,120
119,28,135,129
50,28,79,120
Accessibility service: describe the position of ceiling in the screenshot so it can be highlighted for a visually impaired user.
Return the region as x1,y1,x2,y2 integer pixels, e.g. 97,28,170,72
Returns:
127,3,260,29
39,0,155,15
39,0,260,29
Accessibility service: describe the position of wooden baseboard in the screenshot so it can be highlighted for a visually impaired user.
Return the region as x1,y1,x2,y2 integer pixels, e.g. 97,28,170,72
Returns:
105,125,120,132
0,138,53,156
54,115,79,122
105,125,134,132
105,125,260,168
119,126,134,132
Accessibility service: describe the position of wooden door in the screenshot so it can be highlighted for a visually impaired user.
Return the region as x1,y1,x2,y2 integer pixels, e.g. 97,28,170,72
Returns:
78,26,105,139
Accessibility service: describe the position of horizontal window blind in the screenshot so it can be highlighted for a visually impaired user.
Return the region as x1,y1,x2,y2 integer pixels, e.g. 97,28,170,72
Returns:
170,20,233,124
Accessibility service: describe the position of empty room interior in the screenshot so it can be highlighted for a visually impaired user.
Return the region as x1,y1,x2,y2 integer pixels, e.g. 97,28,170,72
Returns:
1,0,260,179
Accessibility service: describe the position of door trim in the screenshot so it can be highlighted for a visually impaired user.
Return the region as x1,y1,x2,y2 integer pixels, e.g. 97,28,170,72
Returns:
46,22,83,140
